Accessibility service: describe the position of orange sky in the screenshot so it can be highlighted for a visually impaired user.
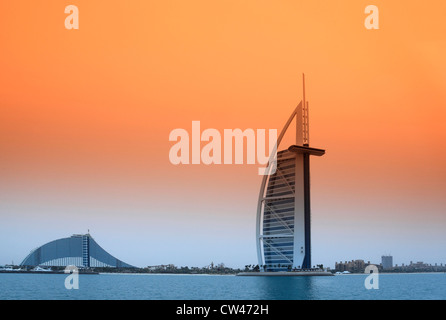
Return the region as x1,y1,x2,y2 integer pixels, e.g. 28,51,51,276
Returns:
1,1,445,267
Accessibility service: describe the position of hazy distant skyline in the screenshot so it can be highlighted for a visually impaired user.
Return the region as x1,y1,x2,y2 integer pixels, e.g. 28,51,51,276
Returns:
1,1,445,269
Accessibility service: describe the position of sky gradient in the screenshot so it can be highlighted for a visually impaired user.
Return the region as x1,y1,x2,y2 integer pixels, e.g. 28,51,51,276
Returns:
1,1,445,268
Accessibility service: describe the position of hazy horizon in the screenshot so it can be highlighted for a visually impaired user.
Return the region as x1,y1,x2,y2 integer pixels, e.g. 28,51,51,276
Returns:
1,1,445,270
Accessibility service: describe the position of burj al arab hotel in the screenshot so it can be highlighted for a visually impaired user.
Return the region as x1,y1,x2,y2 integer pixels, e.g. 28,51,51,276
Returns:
256,75,325,272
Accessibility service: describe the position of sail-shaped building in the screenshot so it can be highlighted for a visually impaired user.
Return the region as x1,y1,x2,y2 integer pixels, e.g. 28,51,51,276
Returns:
256,75,325,271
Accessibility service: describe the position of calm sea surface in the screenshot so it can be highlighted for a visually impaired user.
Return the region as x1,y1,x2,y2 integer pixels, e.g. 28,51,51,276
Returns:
0,273,445,300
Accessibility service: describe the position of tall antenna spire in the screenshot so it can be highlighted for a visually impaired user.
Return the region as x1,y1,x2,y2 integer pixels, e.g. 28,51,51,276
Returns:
295,73,309,146
302,73,306,111
302,74,309,146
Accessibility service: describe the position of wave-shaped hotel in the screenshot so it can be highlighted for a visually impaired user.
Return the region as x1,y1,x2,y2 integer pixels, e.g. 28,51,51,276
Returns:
20,233,135,268
256,75,325,272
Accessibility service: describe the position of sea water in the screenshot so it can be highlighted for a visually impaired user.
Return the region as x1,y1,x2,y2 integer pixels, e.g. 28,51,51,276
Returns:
0,273,445,300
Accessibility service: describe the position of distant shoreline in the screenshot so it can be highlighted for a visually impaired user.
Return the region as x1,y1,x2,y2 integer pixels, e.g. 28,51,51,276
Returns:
0,270,98,275
1,270,445,276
